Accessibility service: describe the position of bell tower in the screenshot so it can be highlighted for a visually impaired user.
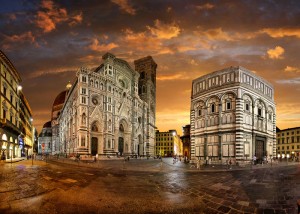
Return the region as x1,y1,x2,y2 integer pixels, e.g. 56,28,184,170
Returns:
134,56,157,156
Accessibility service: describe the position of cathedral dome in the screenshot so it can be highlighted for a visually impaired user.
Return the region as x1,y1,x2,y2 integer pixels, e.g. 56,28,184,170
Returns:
52,90,67,120
43,121,52,128
52,90,67,108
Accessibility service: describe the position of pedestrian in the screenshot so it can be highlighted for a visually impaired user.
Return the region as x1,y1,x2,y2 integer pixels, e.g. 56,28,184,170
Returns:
253,155,257,165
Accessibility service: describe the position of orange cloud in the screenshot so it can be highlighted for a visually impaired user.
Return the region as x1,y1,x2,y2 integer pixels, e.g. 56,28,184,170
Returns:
9,13,17,20
89,38,118,52
69,12,83,26
28,66,77,79
195,3,215,10
157,74,182,81
36,0,82,33
122,28,173,54
261,28,300,38
6,31,35,43
284,66,299,73
36,11,56,33
267,46,284,59
147,19,180,39
111,0,136,15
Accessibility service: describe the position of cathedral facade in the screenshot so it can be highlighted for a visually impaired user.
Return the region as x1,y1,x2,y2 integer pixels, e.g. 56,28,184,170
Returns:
190,66,276,164
57,53,157,157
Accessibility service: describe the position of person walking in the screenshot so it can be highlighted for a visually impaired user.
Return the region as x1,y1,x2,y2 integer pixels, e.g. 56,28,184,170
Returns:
253,155,257,165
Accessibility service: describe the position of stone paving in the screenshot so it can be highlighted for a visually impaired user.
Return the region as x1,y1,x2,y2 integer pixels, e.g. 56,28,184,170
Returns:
0,158,299,213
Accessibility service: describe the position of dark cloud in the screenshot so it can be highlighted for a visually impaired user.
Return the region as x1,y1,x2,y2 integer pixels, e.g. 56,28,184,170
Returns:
1,0,300,133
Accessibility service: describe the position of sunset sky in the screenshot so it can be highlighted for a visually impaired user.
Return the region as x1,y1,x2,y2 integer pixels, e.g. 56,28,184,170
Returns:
1,0,300,134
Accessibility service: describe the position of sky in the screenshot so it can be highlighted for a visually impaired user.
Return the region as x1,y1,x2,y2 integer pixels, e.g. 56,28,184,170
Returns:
1,0,300,134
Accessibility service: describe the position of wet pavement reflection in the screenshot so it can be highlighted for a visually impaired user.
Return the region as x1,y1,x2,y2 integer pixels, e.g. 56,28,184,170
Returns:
0,158,299,213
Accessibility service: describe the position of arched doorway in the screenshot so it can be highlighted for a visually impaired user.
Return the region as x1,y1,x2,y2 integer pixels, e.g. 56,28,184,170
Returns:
138,134,143,156
118,137,124,155
118,124,124,155
91,137,98,156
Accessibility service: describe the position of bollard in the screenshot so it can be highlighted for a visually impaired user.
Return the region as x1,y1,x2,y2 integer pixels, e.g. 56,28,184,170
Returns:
297,199,300,214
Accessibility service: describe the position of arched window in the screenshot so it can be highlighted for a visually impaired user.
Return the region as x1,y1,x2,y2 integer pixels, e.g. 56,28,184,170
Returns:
226,100,231,110
119,124,124,132
211,103,215,113
258,108,262,117
198,109,201,117
245,103,250,111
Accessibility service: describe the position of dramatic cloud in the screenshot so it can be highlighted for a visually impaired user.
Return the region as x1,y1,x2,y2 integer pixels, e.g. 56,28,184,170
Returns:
276,77,300,84
284,66,299,73
195,3,215,10
201,28,233,41
111,0,136,15
147,20,180,39
1,32,37,50
88,37,118,52
2,0,300,132
267,46,285,59
69,12,83,26
121,28,173,54
157,74,183,81
36,0,82,33
261,28,300,38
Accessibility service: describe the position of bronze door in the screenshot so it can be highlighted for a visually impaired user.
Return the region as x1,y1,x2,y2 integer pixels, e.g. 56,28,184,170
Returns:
91,137,98,156
255,140,264,162
118,137,124,155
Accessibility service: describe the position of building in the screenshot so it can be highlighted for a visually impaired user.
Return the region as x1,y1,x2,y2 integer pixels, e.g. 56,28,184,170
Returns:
38,121,52,154
40,53,157,157
276,127,300,161
0,50,34,160
19,91,34,157
180,124,191,159
155,130,182,157
190,66,276,164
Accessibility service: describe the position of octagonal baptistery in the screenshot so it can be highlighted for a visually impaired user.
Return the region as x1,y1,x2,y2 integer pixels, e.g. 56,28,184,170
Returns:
190,66,276,164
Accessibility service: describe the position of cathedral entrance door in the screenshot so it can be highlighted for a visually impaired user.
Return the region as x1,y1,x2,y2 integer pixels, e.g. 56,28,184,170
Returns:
118,137,124,155
255,140,264,164
91,137,98,156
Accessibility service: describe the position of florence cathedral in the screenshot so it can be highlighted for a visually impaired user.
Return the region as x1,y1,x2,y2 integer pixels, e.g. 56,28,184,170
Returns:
38,53,157,157
190,66,276,164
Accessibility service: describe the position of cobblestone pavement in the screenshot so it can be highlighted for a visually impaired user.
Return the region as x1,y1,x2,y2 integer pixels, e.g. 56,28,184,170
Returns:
0,158,300,214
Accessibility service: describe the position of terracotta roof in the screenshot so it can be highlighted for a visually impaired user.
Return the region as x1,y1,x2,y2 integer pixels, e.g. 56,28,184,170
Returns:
52,90,67,107
43,121,52,128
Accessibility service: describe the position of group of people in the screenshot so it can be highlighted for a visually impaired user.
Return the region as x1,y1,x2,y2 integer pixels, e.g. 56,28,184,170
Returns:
252,155,269,165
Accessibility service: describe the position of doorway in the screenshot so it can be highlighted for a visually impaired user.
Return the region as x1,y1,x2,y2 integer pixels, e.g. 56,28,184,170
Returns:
255,140,265,164
118,137,124,155
91,137,98,156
